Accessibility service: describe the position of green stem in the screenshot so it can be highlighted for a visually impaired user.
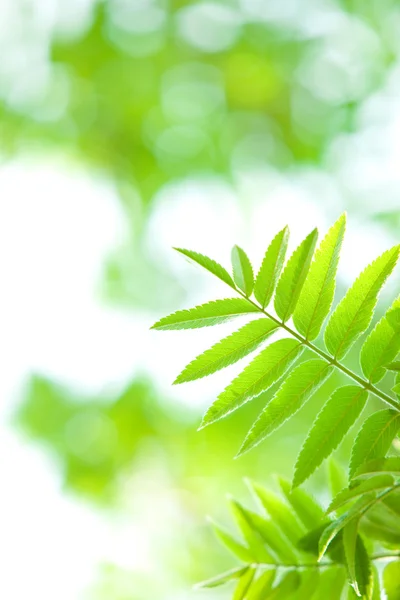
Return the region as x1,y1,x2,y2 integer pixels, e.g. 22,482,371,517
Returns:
238,291,400,413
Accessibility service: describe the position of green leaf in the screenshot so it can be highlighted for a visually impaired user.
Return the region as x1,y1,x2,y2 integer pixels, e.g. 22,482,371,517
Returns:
174,247,236,289
293,214,346,341
317,567,347,600
246,569,276,600
196,566,249,589
329,458,348,499
293,386,368,488
318,495,375,560
294,570,320,599
387,362,400,371
210,519,254,562
229,501,274,563
254,226,289,309
200,339,303,428
396,372,400,399
250,481,305,541
268,572,301,599
239,359,333,455
343,521,371,598
151,298,258,330
387,297,400,329
352,457,400,478
233,566,256,600
231,245,254,297
327,475,394,513
230,500,298,564
174,318,278,384
324,245,400,359
279,477,324,529
383,561,400,600
360,299,400,383
392,383,400,395
350,409,400,477
274,228,318,322
371,566,381,600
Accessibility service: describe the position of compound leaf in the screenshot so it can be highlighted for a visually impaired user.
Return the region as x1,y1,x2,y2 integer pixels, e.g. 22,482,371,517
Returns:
174,247,236,289
200,339,303,428
293,386,368,488
293,214,346,340
174,318,279,384
350,409,400,478
254,226,289,308
274,228,318,322
151,298,258,330
239,359,333,455
232,245,254,297
324,245,400,359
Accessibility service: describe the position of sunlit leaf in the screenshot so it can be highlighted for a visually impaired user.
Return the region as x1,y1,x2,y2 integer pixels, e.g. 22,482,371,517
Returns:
231,245,254,297
210,519,254,562
293,386,368,488
151,298,258,330
279,477,324,529
350,409,400,477
174,318,278,383
383,561,400,600
324,245,400,359
200,338,303,428
343,520,372,598
174,247,236,289
254,226,289,308
293,214,346,340
360,298,400,383
233,566,257,600
318,495,375,560
352,457,400,479
327,475,394,513
239,359,332,455
274,228,318,322
196,566,249,589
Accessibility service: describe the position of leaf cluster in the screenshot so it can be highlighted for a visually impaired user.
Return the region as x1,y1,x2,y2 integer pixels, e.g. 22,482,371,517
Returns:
152,215,400,598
